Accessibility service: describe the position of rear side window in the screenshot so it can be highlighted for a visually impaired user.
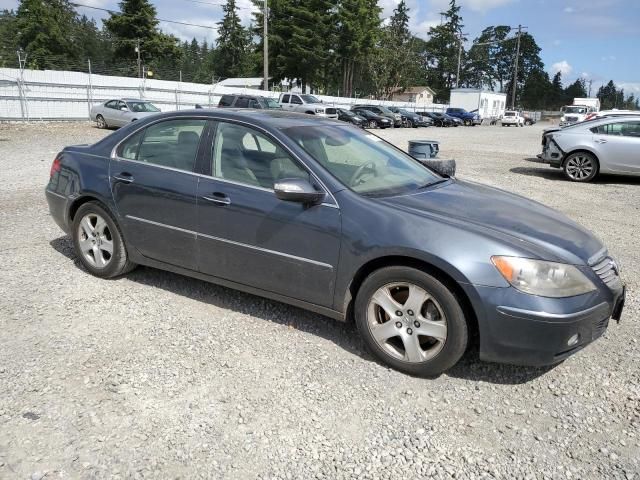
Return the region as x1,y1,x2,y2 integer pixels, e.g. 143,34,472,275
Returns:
117,119,207,172
249,99,261,108
281,94,290,103
235,97,249,108
105,100,118,109
219,95,234,107
592,121,640,137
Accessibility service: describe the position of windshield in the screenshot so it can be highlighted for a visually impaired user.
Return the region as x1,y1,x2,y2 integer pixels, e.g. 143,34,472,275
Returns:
563,106,587,114
399,109,413,116
377,106,394,115
341,109,356,116
126,101,160,113
504,112,515,117
264,98,281,109
300,94,321,104
283,125,441,196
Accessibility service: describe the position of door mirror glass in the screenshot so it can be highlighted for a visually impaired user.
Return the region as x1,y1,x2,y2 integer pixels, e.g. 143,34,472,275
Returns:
120,106,128,111
274,178,324,204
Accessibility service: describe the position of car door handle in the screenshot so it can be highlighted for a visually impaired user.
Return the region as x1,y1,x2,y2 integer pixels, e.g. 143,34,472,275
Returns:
202,192,231,206
113,172,134,183
595,139,608,144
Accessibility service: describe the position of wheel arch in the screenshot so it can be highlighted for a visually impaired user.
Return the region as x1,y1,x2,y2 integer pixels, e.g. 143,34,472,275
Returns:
562,148,600,169
68,195,116,224
343,255,479,343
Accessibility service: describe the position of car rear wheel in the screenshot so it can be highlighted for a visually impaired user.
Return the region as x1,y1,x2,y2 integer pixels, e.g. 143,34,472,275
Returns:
563,152,599,182
96,115,107,129
355,266,468,377
464,119,471,126
72,202,136,278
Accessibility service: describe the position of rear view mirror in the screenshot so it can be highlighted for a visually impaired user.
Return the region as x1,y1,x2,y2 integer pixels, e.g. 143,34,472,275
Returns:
274,178,324,204
120,106,128,111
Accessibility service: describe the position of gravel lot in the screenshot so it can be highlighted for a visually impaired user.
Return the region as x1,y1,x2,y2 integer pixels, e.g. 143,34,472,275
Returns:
0,121,638,479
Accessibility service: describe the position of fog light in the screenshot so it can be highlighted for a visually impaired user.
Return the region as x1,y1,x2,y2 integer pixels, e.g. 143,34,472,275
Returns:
567,333,580,347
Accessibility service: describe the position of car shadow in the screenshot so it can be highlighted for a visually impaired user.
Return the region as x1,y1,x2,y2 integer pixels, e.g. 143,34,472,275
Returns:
50,235,555,385
512,162,640,185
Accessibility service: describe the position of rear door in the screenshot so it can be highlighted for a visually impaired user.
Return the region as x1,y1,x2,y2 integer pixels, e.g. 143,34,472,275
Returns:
281,94,291,110
110,117,210,270
102,100,120,125
593,121,640,173
195,120,341,307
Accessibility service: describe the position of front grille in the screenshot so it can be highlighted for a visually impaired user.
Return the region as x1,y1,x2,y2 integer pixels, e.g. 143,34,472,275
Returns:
325,108,336,115
590,256,622,290
566,116,579,122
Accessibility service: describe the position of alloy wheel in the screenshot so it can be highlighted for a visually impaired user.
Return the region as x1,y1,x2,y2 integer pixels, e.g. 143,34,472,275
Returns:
565,155,595,181
77,213,114,268
367,282,447,363
96,115,106,128
369,120,377,128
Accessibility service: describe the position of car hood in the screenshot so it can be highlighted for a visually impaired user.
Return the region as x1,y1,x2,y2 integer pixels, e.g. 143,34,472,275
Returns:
127,111,159,117
380,180,602,265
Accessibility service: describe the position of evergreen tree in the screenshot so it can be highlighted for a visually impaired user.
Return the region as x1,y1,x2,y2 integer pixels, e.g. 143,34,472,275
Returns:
0,9,18,67
520,67,553,109
564,78,587,103
104,0,181,78
215,0,251,79
14,0,80,68
424,0,465,101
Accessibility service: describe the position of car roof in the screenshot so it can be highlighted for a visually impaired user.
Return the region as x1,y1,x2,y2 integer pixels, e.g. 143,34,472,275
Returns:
137,108,342,129
222,94,272,99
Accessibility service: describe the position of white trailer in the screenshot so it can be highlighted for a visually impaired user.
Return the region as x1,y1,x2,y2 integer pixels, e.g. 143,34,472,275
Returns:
449,88,507,120
573,97,600,112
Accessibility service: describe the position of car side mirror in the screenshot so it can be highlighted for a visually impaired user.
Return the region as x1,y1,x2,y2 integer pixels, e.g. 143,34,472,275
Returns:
120,106,128,111
274,178,324,205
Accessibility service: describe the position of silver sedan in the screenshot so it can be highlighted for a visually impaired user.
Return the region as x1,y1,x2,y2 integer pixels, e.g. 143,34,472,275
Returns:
540,116,640,181
90,98,161,128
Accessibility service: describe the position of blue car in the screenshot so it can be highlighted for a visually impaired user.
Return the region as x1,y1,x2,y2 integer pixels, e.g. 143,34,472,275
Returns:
446,108,482,126
45,110,625,377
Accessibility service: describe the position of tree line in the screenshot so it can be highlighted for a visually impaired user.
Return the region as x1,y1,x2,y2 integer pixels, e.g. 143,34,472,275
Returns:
0,0,637,110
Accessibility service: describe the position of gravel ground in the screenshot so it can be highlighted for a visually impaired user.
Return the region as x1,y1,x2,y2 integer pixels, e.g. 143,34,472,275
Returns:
0,121,638,480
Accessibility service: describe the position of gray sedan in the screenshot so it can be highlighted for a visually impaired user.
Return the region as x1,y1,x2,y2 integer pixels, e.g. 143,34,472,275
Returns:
90,98,161,128
541,116,640,181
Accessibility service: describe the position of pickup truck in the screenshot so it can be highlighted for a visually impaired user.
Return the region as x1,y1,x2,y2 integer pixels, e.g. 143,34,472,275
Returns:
445,108,482,126
279,93,338,118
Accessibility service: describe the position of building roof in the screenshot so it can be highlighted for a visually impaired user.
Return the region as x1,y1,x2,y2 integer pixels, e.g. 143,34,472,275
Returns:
391,86,435,96
450,88,507,96
218,77,264,87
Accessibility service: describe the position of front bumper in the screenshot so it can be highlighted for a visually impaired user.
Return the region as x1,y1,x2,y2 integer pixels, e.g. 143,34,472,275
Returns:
468,283,625,367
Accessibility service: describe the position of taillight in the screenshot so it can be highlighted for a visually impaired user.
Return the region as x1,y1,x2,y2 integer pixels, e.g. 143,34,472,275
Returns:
50,154,62,177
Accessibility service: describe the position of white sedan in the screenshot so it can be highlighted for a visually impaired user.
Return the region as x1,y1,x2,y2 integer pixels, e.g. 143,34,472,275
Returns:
90,98,161,128
540,116,640,182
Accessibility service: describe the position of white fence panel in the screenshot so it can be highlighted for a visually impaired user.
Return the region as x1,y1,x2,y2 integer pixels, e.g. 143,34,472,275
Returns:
0,67,448,121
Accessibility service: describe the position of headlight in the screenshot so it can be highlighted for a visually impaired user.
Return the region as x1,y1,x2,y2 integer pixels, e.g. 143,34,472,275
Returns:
315,108,324,113
491,256,596,298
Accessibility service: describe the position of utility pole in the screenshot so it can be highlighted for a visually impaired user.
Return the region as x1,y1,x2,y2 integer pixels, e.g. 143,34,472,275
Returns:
263,0,269,91
588,79,593,97
511,24,523,109
455,34,462,89
136,39,141,78
16,49,28,120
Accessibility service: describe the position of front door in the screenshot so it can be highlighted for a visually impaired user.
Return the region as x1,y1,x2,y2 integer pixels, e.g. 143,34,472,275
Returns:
196,121,341,307
110,118,209,270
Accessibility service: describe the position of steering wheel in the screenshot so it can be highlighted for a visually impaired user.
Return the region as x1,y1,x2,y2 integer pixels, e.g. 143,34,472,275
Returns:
349,161,377,187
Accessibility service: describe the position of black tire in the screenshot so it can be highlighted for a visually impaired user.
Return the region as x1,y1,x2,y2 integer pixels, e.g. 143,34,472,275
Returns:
355,266,468,377
96,114,107,129
464,119,471,126
368,120,377,129
72,202,136,278
563,151,599,182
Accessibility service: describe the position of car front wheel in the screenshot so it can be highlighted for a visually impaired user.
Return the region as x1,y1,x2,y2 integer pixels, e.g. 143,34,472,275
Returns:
563,152,599,182
368,120,377,129
72,202,136,278
355,266,468,377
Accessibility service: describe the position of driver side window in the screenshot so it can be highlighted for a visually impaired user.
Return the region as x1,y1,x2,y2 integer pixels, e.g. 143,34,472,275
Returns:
291,96,303,105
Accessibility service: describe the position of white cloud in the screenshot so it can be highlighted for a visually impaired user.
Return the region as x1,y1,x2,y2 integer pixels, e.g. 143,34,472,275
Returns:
551,60,573,76
431,0,515,13
616,82,640,94
564,6,575,13
600,55,617,61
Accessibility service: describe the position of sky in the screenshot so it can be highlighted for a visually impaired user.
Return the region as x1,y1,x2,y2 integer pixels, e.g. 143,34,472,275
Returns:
2,0,639,95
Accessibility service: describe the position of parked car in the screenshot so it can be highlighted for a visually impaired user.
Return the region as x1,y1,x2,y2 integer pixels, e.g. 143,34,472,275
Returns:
523,115,537,126
46,109,624,376
337,108,366,127
539,115,640,182
421,112,454,127
444,113,463,127
353,105,402,127
354,109,393,129
90,99,161,128
278,93,338,118
583,109,639,122
388,107,431,128
218,94,282,109
445,107,482,126
501,110,525,127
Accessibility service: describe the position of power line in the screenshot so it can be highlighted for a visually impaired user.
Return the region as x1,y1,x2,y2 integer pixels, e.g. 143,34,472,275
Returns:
70,3,219,31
